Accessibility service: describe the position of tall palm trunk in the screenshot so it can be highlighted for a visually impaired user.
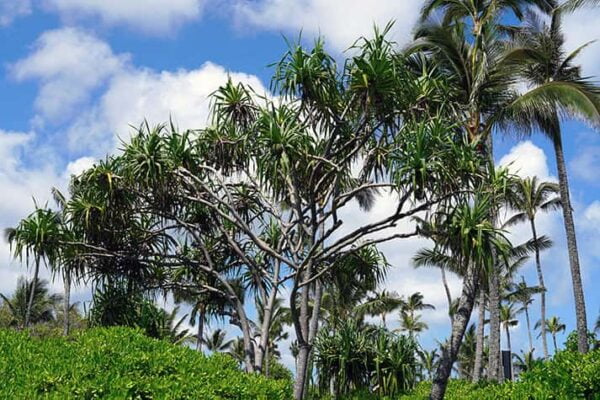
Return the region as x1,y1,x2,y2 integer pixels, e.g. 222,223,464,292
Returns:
25,256,41,328
504,325,513,380
530,218,549,358
524,305,533,354
430,263,478,400
63,274,71,336
552,333,558,353
487,266,501,381
473,289,486,383
553,133,588,353
441,267,453,322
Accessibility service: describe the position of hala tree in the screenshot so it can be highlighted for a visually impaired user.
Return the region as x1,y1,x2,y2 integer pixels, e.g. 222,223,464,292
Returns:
59,27,486,400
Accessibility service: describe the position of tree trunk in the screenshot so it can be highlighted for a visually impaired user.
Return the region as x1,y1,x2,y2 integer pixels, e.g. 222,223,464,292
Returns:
62,274,71,336
473,289,485,383
430,263,478,400
293,271,313,400
530,218,548,359
552,334,557,353
294,343,311,400
254,261,281,373
487,264,501,381
553,134,588,353
197,306,205,352
25,256,41,328
524,306,533,354
441,267,453,322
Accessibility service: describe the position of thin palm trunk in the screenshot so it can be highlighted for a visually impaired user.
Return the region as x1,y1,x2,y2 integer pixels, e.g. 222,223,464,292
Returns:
553,134,588,353
441,267,453,322
487,266,501,381
430,262,478,400
530,218,549,358
524,305,533,354
62,274,71,335
473,289,485,383
25,256,41,328
552,333,558,353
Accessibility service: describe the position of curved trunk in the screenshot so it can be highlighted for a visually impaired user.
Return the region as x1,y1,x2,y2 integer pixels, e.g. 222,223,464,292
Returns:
25,256,41,329
441,267,453,322
430,262,478,400
472,289,485,383
553,134,588,353
530,218,548,359
63,274,71,336
552,334,558,353
487,265,501,381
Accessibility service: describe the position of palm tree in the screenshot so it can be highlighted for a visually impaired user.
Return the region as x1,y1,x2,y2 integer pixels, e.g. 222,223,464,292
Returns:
400,292,435,321
595,312,600,333
409,2,553,383
0,277,61,328
5,207,62,328
507,177,560,358
355,290,403,328
536,316,566,353
424,195,511,399
204,329,233,352
397,312,429,338
507,276,545,355
513,349,541,374
457,324,478,380
418,348,439,381
511,8,600,353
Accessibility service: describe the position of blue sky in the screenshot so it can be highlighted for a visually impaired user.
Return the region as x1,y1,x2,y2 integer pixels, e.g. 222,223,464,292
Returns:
0,0,599,368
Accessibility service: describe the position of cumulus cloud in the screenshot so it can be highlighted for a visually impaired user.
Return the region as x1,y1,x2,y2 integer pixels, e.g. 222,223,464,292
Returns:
0,0,31,26
234,0,422,52
498,140,555,181
563,7,600,77
43,0,205,35
13,28,268,156
12,28,129,124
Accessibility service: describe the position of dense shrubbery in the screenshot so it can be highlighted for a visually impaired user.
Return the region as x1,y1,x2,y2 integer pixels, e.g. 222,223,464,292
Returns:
398,348,600,400
0,327,291,399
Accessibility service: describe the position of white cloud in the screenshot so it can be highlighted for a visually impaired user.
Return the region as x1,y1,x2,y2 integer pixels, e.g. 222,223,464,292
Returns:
563,7,600,77
498,140,555,181
0,0,31,26
65,156,96,177
12,28,129,124
234,0,422,52
43,0,205,35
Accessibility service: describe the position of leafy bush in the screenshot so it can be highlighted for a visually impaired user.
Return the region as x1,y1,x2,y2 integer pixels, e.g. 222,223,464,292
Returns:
397,348,600,400
0,327,291,399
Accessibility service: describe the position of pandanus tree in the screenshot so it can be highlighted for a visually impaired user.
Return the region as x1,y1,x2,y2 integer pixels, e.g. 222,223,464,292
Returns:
57,26,486,400
509,7,600,353
506,176,560,358
4,207,62,329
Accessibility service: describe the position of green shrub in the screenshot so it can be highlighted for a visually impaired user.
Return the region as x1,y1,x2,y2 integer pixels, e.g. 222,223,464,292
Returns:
0,327,291,399
398,348,600,400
